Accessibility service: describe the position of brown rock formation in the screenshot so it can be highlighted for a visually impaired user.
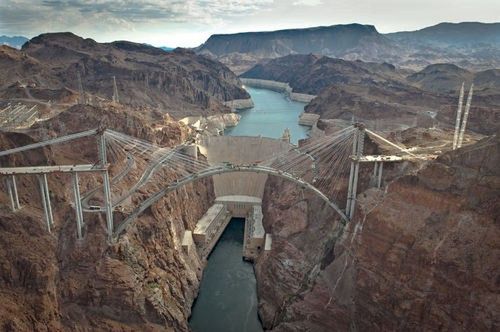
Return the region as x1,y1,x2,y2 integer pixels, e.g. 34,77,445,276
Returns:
0,32,249,118
256,134,500,331
0,106,215,331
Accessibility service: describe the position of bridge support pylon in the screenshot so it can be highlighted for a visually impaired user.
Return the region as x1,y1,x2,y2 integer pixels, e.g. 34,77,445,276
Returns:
346,124,365,219
98,130,114,240
38,174,54,232
72,172,84,239
372,162,384,189
5,175,21,211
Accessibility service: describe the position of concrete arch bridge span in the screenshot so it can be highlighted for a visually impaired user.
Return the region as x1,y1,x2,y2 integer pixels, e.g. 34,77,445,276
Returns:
114,163,349,237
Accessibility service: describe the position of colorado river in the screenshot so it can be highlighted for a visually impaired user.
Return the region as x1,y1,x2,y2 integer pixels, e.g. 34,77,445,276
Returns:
189,87,308,331
189,219,262,332
225,87,310,144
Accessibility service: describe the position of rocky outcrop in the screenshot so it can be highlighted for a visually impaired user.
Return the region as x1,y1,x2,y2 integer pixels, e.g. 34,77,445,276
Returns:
256,134,500,331
1,32,250,118
0,106,215,331
241,54,403,95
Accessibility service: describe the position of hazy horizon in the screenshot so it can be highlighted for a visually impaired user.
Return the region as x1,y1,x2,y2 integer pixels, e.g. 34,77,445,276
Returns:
1,0,499,47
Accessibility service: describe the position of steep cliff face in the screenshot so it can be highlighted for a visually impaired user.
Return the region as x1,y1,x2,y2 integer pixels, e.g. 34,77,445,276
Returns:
257,135,499,331
198,22,500,73
0,107,215,331
1,32,250,118
242,54,404,95
197,24,396,74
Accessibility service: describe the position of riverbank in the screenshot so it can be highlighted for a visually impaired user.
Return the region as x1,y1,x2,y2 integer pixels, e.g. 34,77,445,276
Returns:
240,78,316,103
189,218,263,332
225,87,310,144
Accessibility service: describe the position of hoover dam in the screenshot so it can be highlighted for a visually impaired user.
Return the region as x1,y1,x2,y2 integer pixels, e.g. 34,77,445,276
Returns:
189,87,310,330
0,24,498,332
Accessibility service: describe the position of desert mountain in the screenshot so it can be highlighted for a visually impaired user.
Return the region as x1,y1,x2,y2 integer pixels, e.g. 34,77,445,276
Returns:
0,35,29,49
197,22,500,74
241,54,500,135
197,24,397,74
387,22,500,47
241,54,406,95
407,63,500,95
0,32,249,118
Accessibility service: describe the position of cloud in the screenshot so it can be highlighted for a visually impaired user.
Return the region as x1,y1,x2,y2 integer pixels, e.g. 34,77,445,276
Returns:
0,0,274,37
292,0,323,6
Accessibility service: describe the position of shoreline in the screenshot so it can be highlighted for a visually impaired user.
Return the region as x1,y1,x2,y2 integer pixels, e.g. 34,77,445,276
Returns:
240,78,316,103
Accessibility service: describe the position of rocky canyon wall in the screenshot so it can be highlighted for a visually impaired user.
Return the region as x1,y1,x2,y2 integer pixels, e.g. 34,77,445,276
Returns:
256,134,500,331
0,107,215,331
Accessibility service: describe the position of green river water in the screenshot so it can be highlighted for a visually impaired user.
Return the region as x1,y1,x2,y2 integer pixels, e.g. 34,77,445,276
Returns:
189,87,309,331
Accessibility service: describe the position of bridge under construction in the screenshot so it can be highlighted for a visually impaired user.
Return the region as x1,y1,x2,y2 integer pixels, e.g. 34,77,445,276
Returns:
0,122,437,260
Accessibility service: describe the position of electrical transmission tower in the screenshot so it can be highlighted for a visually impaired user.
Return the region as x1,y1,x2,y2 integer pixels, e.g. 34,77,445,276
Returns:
112,76,119,104
453,83,474,150
77,72,85,104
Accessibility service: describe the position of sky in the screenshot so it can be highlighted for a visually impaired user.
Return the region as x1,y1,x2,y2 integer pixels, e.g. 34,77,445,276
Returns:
0,0,499,47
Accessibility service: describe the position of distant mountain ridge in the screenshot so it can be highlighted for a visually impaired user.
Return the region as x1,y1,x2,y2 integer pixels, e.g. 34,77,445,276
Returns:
198,24,389,56
0,35,29,49
240,54,500,135
197,22,500,73
196,24,398,74
387,22,500,46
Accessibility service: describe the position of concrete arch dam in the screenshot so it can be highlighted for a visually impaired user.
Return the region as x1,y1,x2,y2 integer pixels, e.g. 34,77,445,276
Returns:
197,135,293,200
184,135,293,261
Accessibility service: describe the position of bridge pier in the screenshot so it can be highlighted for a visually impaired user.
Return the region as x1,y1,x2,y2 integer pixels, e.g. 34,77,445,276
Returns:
377,162,383,188
372,162,384,189
5,175,21,211
346,125,365,219
38,174,54,232
346,130,357,216
98,131,114,240
72,172,84,239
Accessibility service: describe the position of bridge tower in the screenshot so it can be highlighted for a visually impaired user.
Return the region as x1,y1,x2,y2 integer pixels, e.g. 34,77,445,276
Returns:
346,124,365,219
5,175,21,211
98,129,114,240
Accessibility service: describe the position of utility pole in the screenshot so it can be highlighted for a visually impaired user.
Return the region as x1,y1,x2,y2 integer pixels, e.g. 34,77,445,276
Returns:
457,84,474,149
